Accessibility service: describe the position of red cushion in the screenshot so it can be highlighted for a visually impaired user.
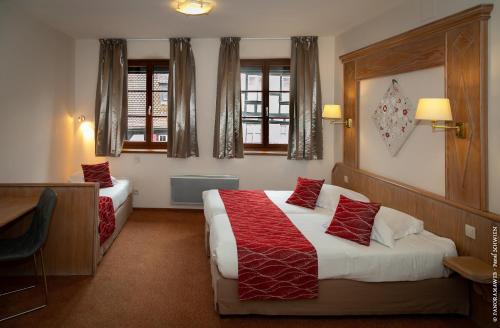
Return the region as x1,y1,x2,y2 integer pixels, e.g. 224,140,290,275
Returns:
286,177,325,209
325,195,381,246
81,162,113,188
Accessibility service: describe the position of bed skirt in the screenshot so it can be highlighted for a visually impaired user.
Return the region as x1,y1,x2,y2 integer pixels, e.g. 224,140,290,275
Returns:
209,257,469,316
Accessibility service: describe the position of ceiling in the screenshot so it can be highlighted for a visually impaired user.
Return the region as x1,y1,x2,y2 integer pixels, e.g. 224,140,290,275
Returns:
9,0,409,39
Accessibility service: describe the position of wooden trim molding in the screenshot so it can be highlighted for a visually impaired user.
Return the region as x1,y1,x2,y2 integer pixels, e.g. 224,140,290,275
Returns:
340,5,493,63
339,4,493,210
332,163,500,264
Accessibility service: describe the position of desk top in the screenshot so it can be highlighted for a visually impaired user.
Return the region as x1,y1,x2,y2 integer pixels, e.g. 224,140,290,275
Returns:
0,196,38,228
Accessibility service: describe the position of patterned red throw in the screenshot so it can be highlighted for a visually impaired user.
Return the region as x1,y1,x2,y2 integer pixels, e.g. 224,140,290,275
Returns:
326,195,381,246
219,190,318,300
98,196,115,245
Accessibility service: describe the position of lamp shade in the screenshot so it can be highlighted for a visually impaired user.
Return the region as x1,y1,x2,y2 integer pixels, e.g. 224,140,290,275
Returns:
322,104,342,120
415,98,453,121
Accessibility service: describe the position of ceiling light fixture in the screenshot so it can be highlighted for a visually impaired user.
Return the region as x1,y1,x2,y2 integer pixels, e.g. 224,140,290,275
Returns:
176,0,214,15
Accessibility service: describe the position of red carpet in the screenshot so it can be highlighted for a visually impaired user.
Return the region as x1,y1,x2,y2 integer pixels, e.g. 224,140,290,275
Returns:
0,209,476,327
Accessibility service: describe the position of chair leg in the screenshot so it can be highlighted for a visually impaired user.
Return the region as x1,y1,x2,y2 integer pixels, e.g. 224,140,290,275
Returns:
0,250,48,322
39,249,48,305
0,255,39,298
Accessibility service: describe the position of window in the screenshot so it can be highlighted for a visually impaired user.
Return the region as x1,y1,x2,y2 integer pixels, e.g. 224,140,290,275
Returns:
124,59,169,151
240,59,290,152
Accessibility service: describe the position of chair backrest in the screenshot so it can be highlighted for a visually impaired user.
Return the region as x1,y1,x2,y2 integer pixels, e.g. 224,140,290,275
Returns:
28,188,57,251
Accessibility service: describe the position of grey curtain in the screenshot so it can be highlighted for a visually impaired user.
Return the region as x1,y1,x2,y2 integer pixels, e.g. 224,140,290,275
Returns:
288,36,323,160
213,37,244,159
95,39,128,157
168,38,199,158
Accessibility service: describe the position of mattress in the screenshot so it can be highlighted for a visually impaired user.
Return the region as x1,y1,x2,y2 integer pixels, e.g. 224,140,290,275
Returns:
209,212,457,282
202,189,332,226
99,179,133,211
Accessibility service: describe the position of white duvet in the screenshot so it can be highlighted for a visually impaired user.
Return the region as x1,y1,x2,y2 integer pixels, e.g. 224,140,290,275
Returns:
99,179,133,210
202,189,332,226
209,211,457,282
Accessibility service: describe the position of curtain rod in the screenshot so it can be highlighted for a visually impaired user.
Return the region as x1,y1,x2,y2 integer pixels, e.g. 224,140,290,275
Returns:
126,37,290,41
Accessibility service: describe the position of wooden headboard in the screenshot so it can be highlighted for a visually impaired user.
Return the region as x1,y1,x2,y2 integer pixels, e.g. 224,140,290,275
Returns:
332,163,499,264
339,4,493,210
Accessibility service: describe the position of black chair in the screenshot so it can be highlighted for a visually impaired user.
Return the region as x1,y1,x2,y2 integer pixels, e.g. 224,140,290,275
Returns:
0,188,57,322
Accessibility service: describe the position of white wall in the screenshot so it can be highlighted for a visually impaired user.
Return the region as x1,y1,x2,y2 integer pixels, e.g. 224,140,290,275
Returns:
359,67,445,195
73,37,336,208
0,2,75,182
334,0,500,214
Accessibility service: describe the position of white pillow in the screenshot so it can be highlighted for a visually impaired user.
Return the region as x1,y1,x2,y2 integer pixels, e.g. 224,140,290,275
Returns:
316,184,370,210
375,206,424,240
68,172,118,185
322,216,394,248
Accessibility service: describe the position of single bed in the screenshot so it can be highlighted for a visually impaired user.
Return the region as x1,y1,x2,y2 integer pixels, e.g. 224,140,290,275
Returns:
97,178,133,261
69,173,133,263
203,186,470,316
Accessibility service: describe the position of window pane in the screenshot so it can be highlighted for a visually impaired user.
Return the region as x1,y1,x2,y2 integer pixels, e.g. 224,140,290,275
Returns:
241,67,262,91
153,117,168,142
128,66,147,91
269,66,290,91
269,118,289,144
243,118,262,144
127,117,145,141
153,66,168,91
128,92,146,116
153,91,168,116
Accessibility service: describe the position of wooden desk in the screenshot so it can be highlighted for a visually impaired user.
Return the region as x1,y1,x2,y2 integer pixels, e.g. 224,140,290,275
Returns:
0,196,38,228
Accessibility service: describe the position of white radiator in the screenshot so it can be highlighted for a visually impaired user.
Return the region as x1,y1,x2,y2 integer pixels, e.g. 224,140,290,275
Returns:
170,175,239,204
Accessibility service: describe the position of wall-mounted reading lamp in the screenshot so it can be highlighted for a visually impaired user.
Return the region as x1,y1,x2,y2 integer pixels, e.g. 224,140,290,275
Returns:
322,104,352,128
415,98,466,138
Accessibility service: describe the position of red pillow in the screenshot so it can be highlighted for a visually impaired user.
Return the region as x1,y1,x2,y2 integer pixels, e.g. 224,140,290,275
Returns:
325,195,381,246
286,177,325,209
81,162,113,188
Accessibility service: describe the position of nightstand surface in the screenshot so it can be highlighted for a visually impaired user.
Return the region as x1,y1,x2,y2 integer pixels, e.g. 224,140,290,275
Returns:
443,256,493,284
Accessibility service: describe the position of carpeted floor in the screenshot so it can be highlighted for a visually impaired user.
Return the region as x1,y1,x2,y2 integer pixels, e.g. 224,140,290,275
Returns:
0,210,476,328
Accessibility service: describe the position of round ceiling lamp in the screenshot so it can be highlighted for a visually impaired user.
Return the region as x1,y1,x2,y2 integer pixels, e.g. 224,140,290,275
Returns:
176,0,214,15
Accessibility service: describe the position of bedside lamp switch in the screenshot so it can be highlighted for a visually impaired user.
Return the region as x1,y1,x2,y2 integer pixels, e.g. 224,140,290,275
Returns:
465,224,476,240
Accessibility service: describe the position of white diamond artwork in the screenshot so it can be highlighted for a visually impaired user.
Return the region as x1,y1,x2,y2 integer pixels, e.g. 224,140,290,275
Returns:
372,79,417,156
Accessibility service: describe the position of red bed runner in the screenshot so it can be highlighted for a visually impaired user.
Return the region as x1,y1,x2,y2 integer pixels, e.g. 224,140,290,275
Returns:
98,196,115,245
218,190,318,300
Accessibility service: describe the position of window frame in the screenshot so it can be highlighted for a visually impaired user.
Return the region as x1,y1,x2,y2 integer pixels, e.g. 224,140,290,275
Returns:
240,58,291,152
123,59,169,151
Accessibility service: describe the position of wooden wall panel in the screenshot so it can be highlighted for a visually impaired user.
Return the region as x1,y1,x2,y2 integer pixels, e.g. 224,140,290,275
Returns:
339,4,493,210
355,33,445,80
0,183,98,275
343,61,358,167
332,163,499,264
445,21,488,210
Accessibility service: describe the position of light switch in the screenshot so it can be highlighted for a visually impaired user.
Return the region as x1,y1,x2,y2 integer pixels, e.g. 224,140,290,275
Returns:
344,175,349,184
465,224,476,240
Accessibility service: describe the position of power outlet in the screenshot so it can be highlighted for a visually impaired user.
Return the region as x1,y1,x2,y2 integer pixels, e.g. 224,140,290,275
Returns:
465,224,476,240
133,189,139,196
344,175,349,184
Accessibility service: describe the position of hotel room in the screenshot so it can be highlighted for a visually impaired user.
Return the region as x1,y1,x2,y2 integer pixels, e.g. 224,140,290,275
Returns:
0,0,498,327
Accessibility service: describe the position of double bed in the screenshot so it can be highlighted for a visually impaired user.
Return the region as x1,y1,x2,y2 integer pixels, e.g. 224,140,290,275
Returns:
202,187,469,316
